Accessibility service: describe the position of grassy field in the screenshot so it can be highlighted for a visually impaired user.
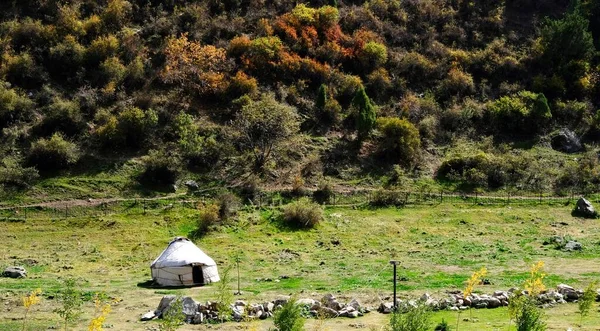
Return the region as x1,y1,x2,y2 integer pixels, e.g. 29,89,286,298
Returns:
1,201,600,330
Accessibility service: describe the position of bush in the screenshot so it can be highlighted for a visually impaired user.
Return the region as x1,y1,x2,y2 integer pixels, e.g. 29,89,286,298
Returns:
313,181,334,204
197,203,220,235
273,296,305,331
0,156,39,188
434,319,450,331
138,150,180,187
370,189,407,207
283,198,323,228
27,133,80,172
0,82,35,127
217,193,241,221
37,97,84,137
376,117,421,167
387,302,432,331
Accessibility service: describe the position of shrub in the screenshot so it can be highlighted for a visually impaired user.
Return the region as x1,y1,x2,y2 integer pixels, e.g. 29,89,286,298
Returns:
273,296,305,331
313,181,334,204
37,97,84,137
283,198,323,228
116,107,158,148
434,319,450,331
376,117,421,168
578,281,598,325
197,203,220,235
0,155,39,188
27,133,80,172
0,82,35,127
358,41,388,69
370,189,407,207
387,302,432,331
100,56,127,84
138,150,180,187
217,192,241,221
86,35,119,64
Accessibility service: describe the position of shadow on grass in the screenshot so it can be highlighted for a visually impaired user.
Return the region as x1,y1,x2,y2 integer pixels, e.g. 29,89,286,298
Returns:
136,280,204,290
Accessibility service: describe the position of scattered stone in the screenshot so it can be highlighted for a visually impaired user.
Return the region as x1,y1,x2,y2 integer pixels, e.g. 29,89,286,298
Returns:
378,302,394,314
296,298,315,306
182,297,199,318
141,311,156,321
565,241,583,251
2,266,26,278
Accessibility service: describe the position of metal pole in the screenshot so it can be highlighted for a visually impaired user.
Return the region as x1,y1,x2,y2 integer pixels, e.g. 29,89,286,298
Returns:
390,261,399,311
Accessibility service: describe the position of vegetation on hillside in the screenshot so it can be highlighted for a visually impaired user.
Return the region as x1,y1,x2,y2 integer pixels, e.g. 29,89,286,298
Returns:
0,0,599,197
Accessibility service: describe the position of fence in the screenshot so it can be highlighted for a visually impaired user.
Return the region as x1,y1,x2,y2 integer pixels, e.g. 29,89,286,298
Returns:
0,187,594,222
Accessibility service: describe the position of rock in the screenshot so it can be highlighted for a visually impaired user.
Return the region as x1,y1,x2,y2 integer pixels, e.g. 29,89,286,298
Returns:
265,302,275,312
191,312,204,324
141,311,156,321
296,298,315,306
322,293,336,302
347,299,361,311
573,197,597,218
155,295,176,317
565,241,583,251
232,305,245,321
378,302,394,314
171,184,178,192
420,293,431,301
326,300,343,311
557,284,575,294
346,310,359,318
182,297,199,317
449,306,459,311
184,180,199,190
319,307,339,318
486,297,502,309
2,266,26,278
234,300,247,306
551,129,583,153
273,296,290,307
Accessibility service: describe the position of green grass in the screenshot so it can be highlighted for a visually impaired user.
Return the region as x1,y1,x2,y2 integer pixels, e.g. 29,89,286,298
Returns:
1,203,600,329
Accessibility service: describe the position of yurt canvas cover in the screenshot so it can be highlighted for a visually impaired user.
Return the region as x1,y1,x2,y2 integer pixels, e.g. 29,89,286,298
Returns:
151,237,220,286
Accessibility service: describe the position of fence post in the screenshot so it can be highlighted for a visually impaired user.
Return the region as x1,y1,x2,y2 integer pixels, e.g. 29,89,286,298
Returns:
143,200,146,215
440,190,443,203
507,191,510,205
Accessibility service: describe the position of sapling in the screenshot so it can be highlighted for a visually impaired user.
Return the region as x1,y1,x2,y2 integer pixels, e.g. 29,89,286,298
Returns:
578,281,598,326
54,278,83,331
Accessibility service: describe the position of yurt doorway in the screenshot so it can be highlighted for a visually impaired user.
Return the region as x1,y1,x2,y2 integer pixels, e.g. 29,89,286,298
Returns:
192,266,203,284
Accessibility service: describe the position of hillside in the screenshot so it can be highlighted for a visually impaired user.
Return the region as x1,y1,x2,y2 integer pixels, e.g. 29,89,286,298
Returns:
0,0,599,200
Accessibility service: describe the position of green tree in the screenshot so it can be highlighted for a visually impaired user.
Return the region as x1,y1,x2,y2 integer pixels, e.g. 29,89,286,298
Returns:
540,5,595,74
234,94,299,171
530,93,552,132
315,84,327,112
353,86,376,140
54,278,83,331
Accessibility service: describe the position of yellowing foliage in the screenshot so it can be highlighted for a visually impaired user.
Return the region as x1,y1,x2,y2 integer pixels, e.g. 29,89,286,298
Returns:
524,261,546,296
463,267,487,298
162,33,228,94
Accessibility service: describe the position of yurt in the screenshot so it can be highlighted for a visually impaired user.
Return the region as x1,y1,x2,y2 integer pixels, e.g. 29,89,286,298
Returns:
151,237,220,286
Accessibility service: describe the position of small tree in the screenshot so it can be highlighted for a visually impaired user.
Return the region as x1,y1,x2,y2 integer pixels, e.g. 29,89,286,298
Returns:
578,281,598,326
353,86,376,141
27,133,80,172
22,288,42,331
273,296,304,331
54,278,83,331
234,94,300,171
377,117,421,168
315,84,327,113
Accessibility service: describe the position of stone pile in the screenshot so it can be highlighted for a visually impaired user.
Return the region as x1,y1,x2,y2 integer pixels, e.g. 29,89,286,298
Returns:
141,293,370,324
377,284,598,314
2,266,26,278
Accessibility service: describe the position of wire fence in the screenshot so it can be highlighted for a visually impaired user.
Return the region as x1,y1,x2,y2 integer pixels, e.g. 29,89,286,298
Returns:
0,187,594,222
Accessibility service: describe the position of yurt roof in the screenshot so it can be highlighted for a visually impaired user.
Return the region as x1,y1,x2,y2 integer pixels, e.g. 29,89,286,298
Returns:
151,237,217,268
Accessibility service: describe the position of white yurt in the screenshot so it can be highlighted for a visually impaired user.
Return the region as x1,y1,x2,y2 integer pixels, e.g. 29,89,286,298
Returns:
151,237,220,286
